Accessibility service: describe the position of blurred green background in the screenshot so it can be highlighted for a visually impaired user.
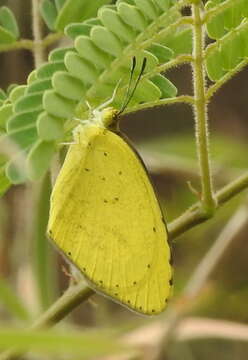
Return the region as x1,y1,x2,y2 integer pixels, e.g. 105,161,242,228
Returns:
0,0,248,359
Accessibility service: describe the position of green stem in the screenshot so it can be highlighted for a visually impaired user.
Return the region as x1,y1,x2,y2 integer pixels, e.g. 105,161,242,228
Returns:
124,95,194,114
0,33,63,54
32,0,45,67
192,2,215,215
0,39,34,53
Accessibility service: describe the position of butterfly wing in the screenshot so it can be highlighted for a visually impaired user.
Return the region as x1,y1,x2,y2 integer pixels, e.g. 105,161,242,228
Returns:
48,124,172,315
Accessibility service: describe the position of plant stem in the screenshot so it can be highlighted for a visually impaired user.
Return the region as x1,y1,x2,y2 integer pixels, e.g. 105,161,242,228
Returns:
32,0,45,67
192,2,215,215
0,40,34,53
0,33,63,54
124,95,194,114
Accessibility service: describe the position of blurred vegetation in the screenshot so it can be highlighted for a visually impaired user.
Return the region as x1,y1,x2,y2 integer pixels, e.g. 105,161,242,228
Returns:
0,0,248,359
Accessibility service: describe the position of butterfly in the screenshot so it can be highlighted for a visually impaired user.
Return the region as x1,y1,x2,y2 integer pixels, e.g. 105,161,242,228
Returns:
47,58,173,315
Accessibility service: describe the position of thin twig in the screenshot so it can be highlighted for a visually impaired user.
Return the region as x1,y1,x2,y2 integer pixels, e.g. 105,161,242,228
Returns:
123,95,194,114
32,0,45,67
192,2,215,214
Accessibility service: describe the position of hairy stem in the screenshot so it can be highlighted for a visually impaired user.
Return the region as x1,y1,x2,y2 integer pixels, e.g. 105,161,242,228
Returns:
192,2,215,214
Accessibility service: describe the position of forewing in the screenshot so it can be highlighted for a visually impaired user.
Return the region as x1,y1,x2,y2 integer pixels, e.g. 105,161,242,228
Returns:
48,125,172,315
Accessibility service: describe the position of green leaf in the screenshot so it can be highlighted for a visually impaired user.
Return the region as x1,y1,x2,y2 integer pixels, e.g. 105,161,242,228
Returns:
149,43,174,62
9,85,27,103
27,70,38,84
98,8,136,43
37,112,64,141
75,35,111,69
0,104,13,131
153,0,170,11
26,79,52,94
117,3,147,31
36,61,66,80
7,111,41,132
134,78,161,102
48,46,74,62
220,34,242,70
0,155,11,196
65,52,99,84
151,74,177,98
52,71,86,101
162,28,192,56
65,23,92,39
0,26,16,44
205,48,226,81
224,2,243,30
91,25,123,57
6,153,28,184
43,90,76,118
0,7,19,39
14,93,44,113
134,0,159,20
205,1,226,39
55,0,111,31
27,140,55,180
8,126,38,149
40,0,58,31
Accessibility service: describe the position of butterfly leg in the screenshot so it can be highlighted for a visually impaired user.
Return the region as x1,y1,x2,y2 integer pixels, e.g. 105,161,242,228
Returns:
95,79,122,112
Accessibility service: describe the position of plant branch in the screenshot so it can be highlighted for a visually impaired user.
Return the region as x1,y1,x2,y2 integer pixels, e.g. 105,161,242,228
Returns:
0,40,34,52
192,2,215,215
0,33,63,54
123,95,194,115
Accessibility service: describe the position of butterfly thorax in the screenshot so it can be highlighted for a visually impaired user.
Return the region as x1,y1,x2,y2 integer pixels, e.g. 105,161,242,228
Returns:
97,107,119,128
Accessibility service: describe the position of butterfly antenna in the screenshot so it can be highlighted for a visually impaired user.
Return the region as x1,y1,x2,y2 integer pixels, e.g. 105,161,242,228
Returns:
118,57,137,114
119,57,147,115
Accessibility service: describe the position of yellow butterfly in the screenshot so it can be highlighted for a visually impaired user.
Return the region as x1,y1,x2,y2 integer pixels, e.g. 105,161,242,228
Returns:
48,59,173,315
